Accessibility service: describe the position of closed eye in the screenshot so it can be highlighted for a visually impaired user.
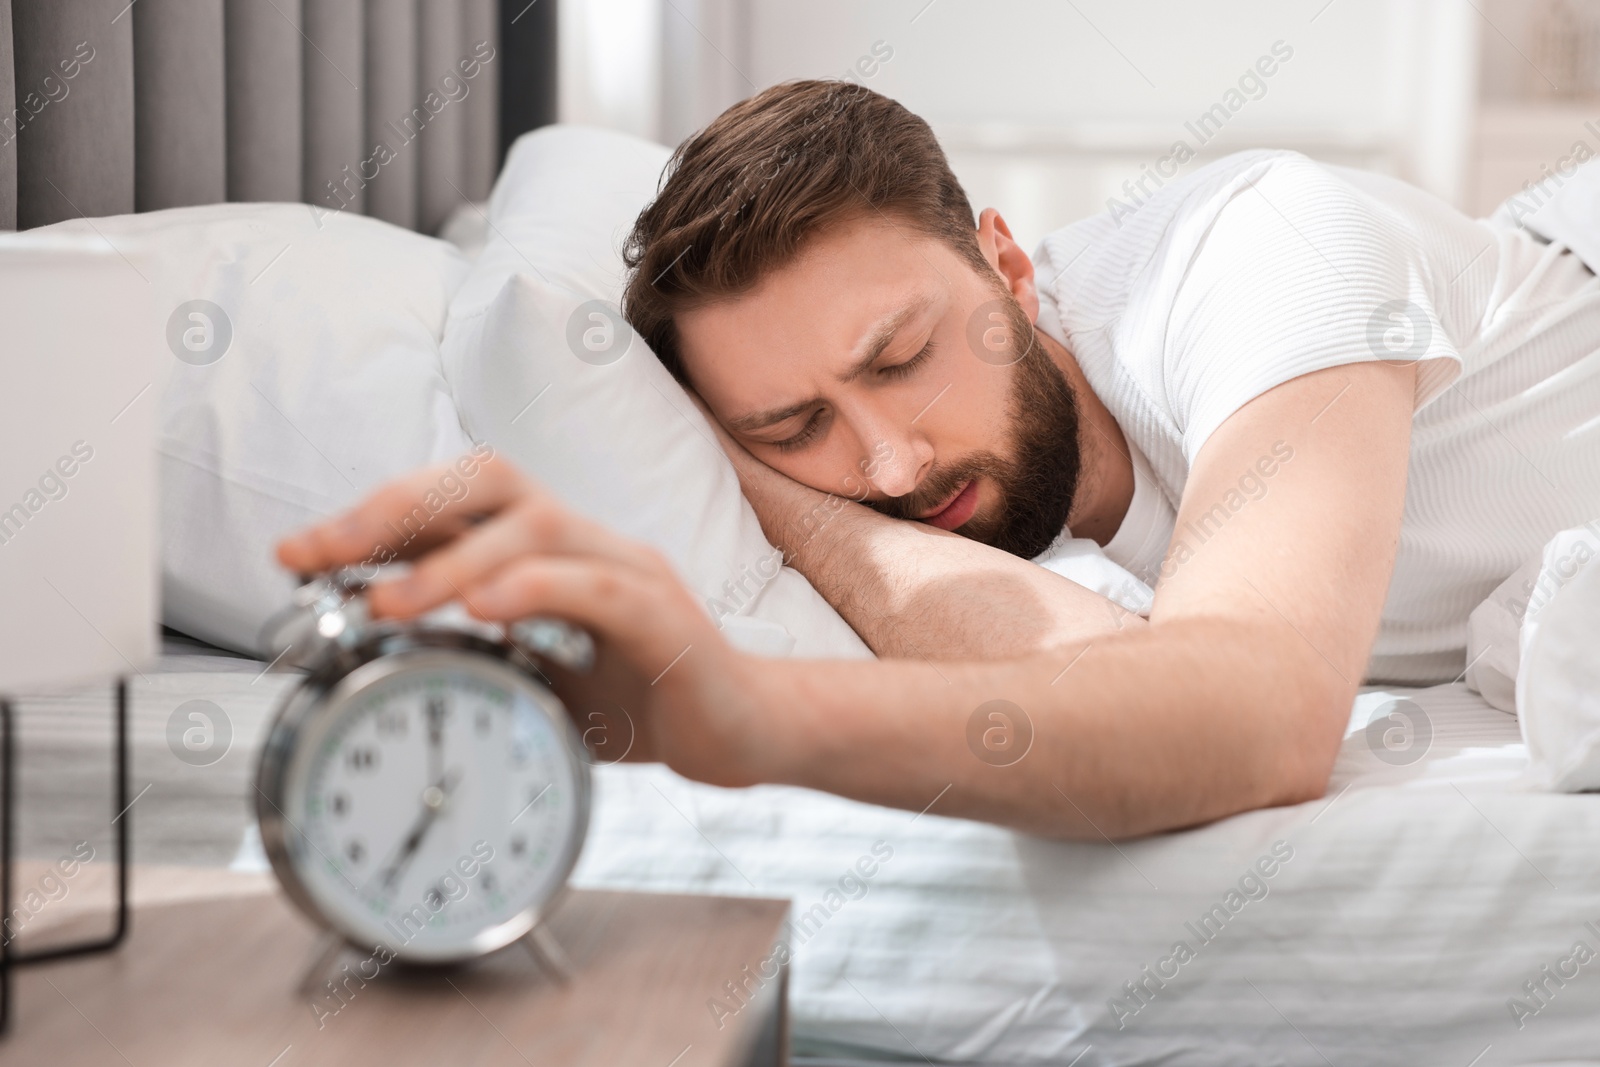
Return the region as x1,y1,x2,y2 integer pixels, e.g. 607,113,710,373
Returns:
880,341,935,380
765,342,932,452
770,409,827,453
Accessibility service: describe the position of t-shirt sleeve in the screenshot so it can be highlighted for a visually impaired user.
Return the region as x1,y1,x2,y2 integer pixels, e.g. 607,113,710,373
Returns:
1162,155,1463,465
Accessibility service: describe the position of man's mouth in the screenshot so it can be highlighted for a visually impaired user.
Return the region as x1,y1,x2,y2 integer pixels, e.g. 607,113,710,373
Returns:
918,479,980,531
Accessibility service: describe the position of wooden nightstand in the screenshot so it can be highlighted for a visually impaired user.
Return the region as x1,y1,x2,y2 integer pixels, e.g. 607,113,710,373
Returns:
0,867,790,1066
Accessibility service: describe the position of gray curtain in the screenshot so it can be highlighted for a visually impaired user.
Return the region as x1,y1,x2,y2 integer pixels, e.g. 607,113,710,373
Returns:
1,0,500,232
461,0,496,202
225,0,303,204
303,2,364,214
0,0,15,229
364,0,418,228
12,0,136,229
417,0,464,235
135,0,227,212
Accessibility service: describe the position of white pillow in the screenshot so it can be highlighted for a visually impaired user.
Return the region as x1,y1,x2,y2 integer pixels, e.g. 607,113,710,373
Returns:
36,204,475,653
1510,520,1600,790
443,126,871,658
460,124,667,308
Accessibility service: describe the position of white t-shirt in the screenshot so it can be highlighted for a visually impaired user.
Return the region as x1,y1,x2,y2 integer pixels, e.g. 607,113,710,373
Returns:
1032,149,1600,685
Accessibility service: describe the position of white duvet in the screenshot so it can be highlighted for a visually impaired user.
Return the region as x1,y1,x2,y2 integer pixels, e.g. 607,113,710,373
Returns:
573,681,1600,1066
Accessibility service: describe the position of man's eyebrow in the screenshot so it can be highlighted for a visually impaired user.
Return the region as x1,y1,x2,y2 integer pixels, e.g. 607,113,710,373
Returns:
726,400,814,433
840,294,936,383
723,294,937,434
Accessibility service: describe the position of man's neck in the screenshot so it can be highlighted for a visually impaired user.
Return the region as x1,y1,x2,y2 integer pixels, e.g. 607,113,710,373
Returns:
1038,330,1134,547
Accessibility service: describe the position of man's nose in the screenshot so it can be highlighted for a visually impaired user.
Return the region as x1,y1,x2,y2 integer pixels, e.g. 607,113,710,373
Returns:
856,423,933,499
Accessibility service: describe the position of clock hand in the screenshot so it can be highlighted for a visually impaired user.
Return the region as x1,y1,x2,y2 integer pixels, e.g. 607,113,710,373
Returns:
425,694,445,788
370,767,462,895
380,697,447,895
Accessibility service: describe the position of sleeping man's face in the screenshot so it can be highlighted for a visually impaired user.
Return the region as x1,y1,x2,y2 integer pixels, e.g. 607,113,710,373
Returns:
674,212,1086,560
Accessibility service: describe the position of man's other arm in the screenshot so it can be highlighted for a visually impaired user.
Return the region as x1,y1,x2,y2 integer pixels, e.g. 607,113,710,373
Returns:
725,435,1146,661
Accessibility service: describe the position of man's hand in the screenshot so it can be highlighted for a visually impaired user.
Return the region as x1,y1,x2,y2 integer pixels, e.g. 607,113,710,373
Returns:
276,456,774,789
686,390,819,551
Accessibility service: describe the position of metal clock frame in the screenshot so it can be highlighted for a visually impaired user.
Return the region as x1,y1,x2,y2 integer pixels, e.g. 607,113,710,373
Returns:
255,626,592,967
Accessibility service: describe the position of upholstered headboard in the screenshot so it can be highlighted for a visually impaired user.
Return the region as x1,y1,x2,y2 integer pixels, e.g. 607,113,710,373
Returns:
0,0,551,234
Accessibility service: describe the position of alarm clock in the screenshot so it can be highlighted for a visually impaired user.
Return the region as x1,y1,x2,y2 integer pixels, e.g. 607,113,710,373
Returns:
255,570,596,966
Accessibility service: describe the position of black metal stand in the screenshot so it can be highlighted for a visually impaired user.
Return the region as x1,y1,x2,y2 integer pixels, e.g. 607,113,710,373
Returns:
0,678,130,1034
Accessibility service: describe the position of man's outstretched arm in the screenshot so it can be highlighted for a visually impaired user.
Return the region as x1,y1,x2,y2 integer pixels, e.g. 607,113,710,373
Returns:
279,361,1414,838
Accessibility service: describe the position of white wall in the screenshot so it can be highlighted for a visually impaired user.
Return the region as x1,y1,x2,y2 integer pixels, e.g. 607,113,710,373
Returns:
558,0,750,146
558,0,663,140
1468,0,1600,216
558,0,1482,237
752,1,1391,126
745,0,1479,238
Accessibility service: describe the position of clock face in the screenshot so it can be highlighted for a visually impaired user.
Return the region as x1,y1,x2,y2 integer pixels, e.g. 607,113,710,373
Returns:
266,648,588,962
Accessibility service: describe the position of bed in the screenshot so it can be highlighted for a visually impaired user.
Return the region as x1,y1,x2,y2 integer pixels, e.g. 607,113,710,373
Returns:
10,634,1595,1067
5,8,1600,1065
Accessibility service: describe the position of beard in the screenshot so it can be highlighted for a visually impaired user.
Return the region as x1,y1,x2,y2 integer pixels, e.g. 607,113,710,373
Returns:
866,293,1083,560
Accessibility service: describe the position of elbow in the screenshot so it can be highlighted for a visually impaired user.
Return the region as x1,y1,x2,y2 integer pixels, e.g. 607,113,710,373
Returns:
1275,740,1339,809
1265,681,1348,811
1033,619,1355,840
1208,615,1353,813
1203,623,1353,823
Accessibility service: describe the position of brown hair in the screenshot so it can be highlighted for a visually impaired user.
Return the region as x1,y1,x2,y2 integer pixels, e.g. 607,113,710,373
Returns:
621,79,988,382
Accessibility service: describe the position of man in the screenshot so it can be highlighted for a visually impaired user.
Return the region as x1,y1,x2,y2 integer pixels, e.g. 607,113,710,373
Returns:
279,81,1600,839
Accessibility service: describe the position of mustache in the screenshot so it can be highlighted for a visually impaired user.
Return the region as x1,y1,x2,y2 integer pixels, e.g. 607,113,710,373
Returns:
865,454,1006,523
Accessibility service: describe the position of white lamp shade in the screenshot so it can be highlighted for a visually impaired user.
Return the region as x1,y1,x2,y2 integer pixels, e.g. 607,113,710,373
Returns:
0,236,161,693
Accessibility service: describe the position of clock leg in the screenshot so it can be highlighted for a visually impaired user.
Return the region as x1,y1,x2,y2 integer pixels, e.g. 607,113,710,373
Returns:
519,924,573,984
295,932,350,998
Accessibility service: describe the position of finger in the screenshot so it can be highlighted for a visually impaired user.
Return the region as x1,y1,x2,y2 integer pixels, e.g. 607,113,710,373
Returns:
368,497,664,619
277,510,481,576
275,454,526,575
457,555,719,683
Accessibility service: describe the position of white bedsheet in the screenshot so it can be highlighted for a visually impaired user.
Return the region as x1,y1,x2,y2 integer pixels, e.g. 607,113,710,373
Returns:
571,681,1600,1066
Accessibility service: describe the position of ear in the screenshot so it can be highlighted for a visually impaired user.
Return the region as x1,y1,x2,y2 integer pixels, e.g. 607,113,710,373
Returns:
975,208,1039,323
